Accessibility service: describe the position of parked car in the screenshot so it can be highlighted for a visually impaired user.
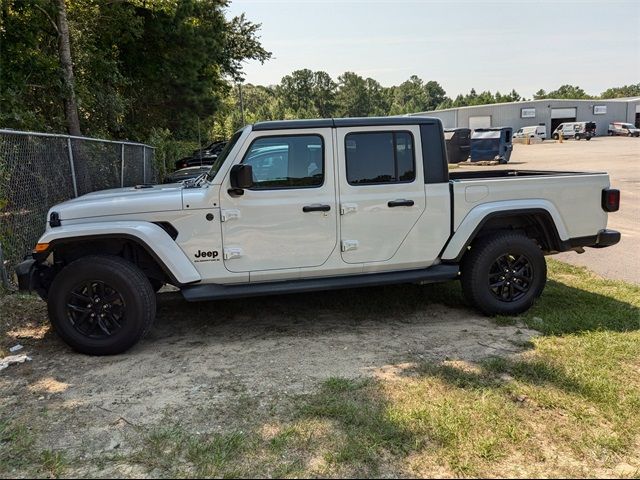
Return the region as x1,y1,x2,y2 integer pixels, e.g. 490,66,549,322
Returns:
163,165,211,184
552,122,596,141
608,122,640,137
192,141,226,158
174,141,227,170
470,127,513,163
514,125,546,140
17,116,620,355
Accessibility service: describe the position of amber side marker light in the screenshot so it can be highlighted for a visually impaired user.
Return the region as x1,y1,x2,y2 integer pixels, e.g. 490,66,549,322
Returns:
34,243,50,253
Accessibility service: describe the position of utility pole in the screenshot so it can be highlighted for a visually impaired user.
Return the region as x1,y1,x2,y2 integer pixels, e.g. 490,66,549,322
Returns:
238,81,245,126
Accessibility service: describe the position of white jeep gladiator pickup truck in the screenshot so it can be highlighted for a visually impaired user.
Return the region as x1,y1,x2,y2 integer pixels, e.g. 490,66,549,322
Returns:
16,117,621,355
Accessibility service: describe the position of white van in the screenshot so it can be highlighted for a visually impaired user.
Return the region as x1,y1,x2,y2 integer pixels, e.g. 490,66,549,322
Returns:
552,122,596,141
514,125,546,140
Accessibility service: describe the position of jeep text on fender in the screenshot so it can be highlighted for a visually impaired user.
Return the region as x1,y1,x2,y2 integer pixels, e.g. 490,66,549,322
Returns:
16,117,621,355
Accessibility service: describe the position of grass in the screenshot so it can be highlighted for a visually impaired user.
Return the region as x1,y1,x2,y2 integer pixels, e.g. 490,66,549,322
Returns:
0,419,68,478
1,259,639,477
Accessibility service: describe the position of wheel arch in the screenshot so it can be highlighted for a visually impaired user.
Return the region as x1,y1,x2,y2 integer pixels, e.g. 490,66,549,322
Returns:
441,205,568,263
36,222,201,287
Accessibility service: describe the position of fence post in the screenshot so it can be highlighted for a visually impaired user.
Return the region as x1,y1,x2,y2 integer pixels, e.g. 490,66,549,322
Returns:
120,143,125,188
143,146,147,184
0,243,10,290
67,137,79,197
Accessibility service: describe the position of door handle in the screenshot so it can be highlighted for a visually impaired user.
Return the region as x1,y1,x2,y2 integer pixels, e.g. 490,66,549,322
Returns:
388,199,414,208
303,204,331,212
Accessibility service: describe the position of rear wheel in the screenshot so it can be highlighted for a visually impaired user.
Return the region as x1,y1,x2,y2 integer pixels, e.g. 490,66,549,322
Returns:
575,133,581,140
48,255,156,355
461,232,547,316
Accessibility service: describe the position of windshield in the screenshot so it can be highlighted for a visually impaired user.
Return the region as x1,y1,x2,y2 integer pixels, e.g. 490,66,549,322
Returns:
205,129,244,181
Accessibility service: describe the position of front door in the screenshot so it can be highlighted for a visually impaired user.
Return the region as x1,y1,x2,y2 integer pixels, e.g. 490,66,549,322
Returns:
336,126,426,264
220,129,337,273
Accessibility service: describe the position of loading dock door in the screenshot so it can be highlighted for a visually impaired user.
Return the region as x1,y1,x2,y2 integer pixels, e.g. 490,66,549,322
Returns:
551,107,577,133
469,115,491,130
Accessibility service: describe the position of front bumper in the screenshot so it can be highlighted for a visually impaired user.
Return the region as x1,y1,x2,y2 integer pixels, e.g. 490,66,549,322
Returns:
15,256,50,299
15,257,37,291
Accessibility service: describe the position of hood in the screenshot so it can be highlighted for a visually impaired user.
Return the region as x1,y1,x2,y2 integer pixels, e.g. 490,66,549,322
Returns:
50,184,184,221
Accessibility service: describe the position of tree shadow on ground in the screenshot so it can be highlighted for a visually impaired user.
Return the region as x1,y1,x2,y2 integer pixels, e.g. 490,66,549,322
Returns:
155,274,639,337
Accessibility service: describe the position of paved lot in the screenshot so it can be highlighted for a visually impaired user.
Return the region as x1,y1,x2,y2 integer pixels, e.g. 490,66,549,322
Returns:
461,136,640,284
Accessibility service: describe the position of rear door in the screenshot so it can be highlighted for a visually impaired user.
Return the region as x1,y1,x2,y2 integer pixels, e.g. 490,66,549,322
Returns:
219,129,337,273
336,125,426,264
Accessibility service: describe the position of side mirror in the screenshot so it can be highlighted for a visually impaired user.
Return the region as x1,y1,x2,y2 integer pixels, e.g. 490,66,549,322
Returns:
229,164,253,189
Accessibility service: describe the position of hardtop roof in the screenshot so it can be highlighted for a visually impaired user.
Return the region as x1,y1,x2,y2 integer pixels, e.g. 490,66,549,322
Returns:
252,116,441,131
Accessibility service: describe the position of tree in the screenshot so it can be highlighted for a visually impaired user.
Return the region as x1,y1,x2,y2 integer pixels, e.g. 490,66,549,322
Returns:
424,80,448,110
0,0,271,140
278,69,317,116
601,83,640,99
534,85,591,99
312,71,337,117
55,0,81,135
364,78,389,116
336,72,368,117
389,75,429,114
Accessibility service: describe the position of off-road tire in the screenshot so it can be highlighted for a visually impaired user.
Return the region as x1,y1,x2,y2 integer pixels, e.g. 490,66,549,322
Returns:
48,255,156,355
461,231,547,316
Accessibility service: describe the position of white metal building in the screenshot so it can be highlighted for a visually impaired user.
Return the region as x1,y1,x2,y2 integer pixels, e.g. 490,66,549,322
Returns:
410,97,640,136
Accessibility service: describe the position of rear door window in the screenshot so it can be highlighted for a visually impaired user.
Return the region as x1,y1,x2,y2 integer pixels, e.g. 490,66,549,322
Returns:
345,131,415,185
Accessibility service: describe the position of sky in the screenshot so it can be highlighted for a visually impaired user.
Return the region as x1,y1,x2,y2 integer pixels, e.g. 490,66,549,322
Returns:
226,0,640,99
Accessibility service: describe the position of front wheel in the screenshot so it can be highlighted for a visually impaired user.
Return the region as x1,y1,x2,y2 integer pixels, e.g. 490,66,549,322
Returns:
575,134,581,140
461,232,547,316
48,255,156,355
552,133,559,140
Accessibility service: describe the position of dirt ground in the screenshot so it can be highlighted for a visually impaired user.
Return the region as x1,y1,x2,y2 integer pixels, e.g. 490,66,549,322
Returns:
0,283,537,471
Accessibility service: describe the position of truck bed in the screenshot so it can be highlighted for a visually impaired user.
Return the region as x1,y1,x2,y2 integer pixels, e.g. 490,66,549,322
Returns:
448,169,611,240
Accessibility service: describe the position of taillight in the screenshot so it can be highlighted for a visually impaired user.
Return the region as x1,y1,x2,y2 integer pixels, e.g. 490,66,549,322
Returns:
602,188,620,212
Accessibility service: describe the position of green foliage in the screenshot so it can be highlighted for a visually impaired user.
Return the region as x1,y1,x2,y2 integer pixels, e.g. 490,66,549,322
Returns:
389,75,446,114
0,0,271,141
600,83,640,99
533,84,592,100
440,88,524,109
146,127,199,179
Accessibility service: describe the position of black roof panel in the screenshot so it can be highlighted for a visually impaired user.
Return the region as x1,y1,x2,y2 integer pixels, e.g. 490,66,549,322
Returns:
252,116,441,131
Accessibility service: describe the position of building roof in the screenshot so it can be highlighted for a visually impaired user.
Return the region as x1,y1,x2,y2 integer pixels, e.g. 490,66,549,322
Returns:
411,97,640,115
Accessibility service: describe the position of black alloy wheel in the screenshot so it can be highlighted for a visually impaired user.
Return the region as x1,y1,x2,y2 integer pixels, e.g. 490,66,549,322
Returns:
487,253,533,303
66,280,126,338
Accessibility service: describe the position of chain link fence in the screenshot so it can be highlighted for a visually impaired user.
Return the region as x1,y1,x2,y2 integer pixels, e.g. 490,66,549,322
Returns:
0,129,155,288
